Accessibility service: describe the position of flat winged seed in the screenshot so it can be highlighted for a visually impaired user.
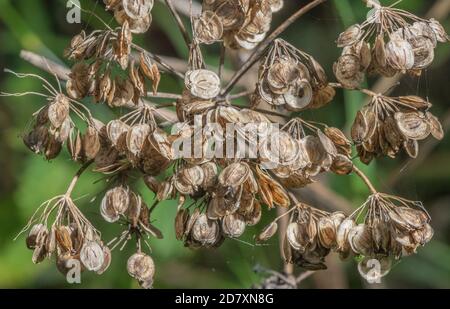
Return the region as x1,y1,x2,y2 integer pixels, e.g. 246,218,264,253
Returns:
175,208,189,240
385,39,415,70
395,112,431,140
429,19,449,43
336,218,355,253
374,35,387,67
352,110,368,143
411,37,435,69
426,112,444,140
123,0,154,19
48,95,70,128
219,162,250,187
127,253,155,281
80,241,105,272
334,54,364,89
285,79,313,111
96,246,112,275
83,126,101,159
192,214,219,246
317,216,336,249
126,124,151,155
397,95,431,110
107,120,130,146
256,222,278,243
26,224,48,250
404,139,419,158
222,214,246,238
195,11,224,44
101,186,130,222
331,154,353,175
348,224,372,256
127,191,142,227
185,69,221,100
337,24,362,47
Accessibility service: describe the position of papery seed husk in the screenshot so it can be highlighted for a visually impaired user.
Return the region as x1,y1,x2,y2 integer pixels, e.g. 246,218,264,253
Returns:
195,10,224,44
48,95,70,128
26,224,48,250
80,241,104,272
426,112,444,140
336,218,355,256
256,222,278,243
385,39,415,70
96,246,112,275
222,213,246,238
337,24,362,47
127,191,142,227
175,208,189,241
219,162,250,187
348,224,373,256
395,112,431,140
127,252,155,281
191,214,219,246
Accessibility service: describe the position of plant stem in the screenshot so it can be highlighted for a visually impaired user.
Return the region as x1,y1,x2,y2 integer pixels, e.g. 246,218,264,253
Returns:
329,82,378,97
65,160,94,198
220,0,327,96
164,0,192,48
352,165,378,195
146,91,182,100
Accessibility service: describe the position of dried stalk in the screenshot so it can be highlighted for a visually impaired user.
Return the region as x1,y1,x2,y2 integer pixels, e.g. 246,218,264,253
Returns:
164,0,192,48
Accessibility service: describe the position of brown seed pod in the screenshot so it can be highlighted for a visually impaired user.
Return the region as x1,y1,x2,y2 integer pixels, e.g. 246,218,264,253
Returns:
222,213,246,238
80,241,105,272
195,11,224,44
255,221,278,243
394,112,431,140
337,24,362,47
100,186,130,223
191,214,220,246
127,252,155,281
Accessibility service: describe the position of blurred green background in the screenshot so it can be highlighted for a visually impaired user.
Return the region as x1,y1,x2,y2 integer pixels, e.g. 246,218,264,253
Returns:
0,0,449,289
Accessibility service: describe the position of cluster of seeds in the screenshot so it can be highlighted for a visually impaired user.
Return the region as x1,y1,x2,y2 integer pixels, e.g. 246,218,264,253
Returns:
334,2,449,88
65,24,160,105
104,0,154,33
265,118,353,188
253,39,335,111
7,0,448,288
24,93,72,160
24,197,110,276
196,0,283,48
351,94,443,164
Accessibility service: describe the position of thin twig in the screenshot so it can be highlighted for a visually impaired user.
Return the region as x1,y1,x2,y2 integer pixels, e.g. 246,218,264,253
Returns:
227,89,255,101
65,160,94,198
353,165,378,195
220,0,327,96
146,92,182,100
164,0,192,48
296,271,315,284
